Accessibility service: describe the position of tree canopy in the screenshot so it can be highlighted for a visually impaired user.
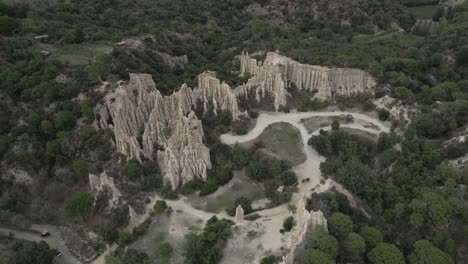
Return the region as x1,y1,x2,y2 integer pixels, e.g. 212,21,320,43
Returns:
299,249,335,264
368,243,405,264
344,232,366,256
328,212,353,237
360,226,383,248
64,192,94,219
409,240,454,264
15,241,56,264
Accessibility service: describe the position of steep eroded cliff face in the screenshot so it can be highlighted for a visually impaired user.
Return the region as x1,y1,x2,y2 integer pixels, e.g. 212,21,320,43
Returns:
98,72,244,189
238,52,377,109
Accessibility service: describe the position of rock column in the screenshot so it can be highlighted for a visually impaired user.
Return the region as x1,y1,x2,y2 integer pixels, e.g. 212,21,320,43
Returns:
235,205,244,224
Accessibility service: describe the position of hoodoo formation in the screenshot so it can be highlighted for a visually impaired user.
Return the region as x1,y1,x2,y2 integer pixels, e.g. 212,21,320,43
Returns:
237,52,377,109
98,52,377,188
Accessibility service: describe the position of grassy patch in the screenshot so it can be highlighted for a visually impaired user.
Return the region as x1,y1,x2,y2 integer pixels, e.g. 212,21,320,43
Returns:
245,122,305,165
342,128,379,142
302,116,334,133
48,43,112,65
408,5,440,19
187,172,265,213
353,28,401,42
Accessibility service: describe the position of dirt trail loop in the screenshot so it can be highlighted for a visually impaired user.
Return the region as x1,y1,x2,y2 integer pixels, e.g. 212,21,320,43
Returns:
219,110,389,263
221,111,388,144
221,110,389,211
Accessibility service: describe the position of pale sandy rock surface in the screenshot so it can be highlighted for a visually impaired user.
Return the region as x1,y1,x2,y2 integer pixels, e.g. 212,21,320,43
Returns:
89,171,123,209
98,72,244,189
282,208,328,264
194,71,243,119
237,52,376,110
447,154,468,169
235,205,245,223
3,168,33,184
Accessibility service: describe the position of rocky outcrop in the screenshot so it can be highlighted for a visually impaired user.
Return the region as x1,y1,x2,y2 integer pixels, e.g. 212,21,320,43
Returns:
89,172,123,209
282,197,328,264
194,71,243,119
59,226,97,263
235,205,244,224
288,197,312,248
309,210,328,231
98,72,244,189
98,74,158,160
155,51,188,69
373,95,418,125
3,168,33,184
236,52,288,110
143,107,211,189
411,19,440,36
237,52,377,109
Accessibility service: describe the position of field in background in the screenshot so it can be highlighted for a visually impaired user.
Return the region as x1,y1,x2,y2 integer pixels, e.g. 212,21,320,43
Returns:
408,5,440,19
241,122,306,166
44,43,112,65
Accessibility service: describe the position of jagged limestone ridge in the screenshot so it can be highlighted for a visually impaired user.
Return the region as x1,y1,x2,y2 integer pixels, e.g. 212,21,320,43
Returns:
99,73,243,189
238,51,377,110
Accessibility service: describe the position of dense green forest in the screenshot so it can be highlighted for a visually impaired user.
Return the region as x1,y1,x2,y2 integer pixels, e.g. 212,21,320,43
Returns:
0,0,467,263
307,122,466,263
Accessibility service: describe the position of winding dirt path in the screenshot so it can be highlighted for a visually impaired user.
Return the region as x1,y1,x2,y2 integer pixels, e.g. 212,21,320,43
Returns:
219,110,389,263
0,225,81,264
221,111,388,144
43,110,389,264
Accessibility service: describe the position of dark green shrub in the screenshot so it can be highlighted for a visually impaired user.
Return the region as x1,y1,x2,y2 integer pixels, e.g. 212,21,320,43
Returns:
0,16,19,34
153,200,168,214
283,216,295,232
